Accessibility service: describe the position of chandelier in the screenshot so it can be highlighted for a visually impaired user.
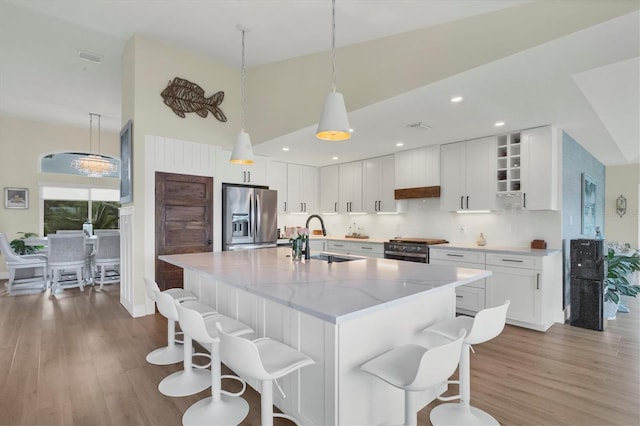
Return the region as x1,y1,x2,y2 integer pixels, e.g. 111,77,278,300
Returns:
72,113,118,177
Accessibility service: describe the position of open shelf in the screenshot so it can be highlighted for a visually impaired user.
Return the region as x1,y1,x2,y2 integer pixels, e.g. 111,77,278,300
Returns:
496,132,522,194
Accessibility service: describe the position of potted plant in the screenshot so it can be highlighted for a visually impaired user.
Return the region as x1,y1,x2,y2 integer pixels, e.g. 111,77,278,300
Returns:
9,232,44,255
605,248,640,319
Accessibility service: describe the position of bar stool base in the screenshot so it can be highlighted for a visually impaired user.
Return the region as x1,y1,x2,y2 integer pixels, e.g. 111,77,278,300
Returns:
430,403,499,426
158,369,211,397
182,395,249,426
146,345,184,366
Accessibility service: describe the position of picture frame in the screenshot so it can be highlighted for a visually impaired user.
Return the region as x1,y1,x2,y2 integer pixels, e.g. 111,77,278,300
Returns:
120,120,133,203
5,187,28,209
581,173,597,236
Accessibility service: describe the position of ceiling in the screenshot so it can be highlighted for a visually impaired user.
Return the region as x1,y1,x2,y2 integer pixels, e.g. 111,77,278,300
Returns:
0,0,638,167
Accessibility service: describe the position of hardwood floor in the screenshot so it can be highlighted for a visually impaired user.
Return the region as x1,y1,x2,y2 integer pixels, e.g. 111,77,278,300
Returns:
1,283,638,425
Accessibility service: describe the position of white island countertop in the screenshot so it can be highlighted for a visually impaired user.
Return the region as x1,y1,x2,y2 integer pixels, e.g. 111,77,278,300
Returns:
160,247,490,324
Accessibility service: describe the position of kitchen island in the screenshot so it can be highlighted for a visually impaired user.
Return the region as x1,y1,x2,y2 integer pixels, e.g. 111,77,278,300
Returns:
160,247,490,425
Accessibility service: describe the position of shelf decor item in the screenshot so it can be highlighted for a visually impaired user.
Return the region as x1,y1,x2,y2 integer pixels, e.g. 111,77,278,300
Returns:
286,227,309,261
4,187,28,209
161,77,227,121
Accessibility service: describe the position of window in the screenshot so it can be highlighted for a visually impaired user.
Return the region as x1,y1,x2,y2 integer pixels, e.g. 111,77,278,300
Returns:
41,186,120,235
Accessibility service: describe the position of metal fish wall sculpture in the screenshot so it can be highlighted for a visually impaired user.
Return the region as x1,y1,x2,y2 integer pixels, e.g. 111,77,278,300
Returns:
161,77,227,122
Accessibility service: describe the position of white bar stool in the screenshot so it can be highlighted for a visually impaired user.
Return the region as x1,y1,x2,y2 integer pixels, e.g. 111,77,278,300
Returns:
177,303,253,426
360,330,466,426
216,323,315,426
144,278,198,365
155,290,219,397
424,300,511,426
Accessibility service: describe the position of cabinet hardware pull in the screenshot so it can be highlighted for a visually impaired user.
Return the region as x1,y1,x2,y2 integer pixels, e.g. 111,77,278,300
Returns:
460,196,464,209
523,193,527,208
456,295,463,298
466,196,469,209
361,246,372,250
300,203,303,212
243,171,246,182
335,202,337,212
248,171,251,182
536,273,540,290
304,202,307,212
501,259,524,263
284,201,287,211
446,254,464,257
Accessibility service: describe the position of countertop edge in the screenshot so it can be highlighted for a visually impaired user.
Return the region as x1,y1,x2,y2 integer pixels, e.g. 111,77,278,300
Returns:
430,244,560,256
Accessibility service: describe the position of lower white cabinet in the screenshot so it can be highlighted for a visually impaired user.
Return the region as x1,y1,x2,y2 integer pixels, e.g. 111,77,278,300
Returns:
430,247,563,331
308,239,326,253
326,240,384,258
429,248,486,315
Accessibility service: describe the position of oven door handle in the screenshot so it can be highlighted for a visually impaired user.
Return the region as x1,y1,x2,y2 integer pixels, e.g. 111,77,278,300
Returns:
384,251,427,258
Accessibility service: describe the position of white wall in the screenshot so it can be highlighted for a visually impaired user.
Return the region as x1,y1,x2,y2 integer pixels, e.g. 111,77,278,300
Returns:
278,198,562,250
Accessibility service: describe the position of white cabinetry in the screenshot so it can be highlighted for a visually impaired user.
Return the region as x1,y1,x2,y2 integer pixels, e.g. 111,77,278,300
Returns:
395,145,440,189
496,126,559,211
319,165,340,213
363,155,395,213
269,161,288,213
287,164,319,213
326,240,384,258
430,248,486,315
485,252,562,331
440,137,496,211
216,148,269,185
339,161,363,213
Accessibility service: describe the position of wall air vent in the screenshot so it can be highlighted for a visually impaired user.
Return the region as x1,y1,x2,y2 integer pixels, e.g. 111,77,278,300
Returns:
78,50,103,63
406,121,432,130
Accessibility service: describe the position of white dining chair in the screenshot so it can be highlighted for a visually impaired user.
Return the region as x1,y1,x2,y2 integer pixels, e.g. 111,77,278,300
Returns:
48,234,88,293
92,233,120,289
0,232,48,295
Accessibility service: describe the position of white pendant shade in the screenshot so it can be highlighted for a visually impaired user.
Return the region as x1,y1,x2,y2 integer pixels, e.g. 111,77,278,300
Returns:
230,130,254,165
317,92,351,141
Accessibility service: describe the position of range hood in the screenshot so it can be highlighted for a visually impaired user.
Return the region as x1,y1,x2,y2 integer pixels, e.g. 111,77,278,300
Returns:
394,186,441,200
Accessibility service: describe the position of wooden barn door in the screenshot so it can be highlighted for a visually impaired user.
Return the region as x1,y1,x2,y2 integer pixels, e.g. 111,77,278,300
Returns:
155,172,213,290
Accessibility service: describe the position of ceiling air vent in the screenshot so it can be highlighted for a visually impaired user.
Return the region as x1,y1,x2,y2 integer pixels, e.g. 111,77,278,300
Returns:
78,50,103,63
406,121,432,130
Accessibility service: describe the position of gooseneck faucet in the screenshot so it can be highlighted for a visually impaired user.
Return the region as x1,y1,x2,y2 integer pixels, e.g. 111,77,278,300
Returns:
304,214,326,259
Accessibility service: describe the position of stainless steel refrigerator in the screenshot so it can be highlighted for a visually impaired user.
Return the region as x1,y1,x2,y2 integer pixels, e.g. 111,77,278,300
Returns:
222,184,278,251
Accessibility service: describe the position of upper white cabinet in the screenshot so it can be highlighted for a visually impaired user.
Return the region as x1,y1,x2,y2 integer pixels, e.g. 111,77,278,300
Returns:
339,161,363,213
440,137,496,211
395,145,440,189
269,161,288,213
363,155,396,213
216,148,269,185
287,164,319,213
319,164,340,213
520,126,559,210
496,126,559,210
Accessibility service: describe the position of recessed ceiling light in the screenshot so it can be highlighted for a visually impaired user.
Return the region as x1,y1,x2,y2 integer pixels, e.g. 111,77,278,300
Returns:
494,121,505,127
451,96,463,103
282,147,290,151
332,156,339,160
349,128,354,133
396,142,404,147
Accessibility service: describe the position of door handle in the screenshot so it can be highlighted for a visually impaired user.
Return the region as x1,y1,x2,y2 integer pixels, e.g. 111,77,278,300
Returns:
334,202,337,212
523,193,527,208
207,239,212,245
460,196,464,209
284,201,287,212
466,196,469,209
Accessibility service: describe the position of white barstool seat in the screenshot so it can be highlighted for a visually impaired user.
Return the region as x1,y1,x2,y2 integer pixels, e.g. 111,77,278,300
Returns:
424,300,511,426
157,291,219,397
144,278,199,365
217,323,315,426
360,330,466,426
177,303,253,426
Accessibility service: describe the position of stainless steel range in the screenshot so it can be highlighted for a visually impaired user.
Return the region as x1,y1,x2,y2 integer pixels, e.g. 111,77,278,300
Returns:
383,238,449,263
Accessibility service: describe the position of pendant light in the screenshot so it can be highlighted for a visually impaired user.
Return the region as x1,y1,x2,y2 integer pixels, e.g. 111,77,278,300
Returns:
230,27,255,165
316,0,351,141
72,113,118,177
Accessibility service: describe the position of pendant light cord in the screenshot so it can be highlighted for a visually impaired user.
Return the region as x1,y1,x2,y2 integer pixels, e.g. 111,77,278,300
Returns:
240,29,247,131
97,113,101,156
89,113,93,154
331,0,337,92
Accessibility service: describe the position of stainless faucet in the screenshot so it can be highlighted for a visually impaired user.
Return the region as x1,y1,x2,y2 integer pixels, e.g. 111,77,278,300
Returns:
304,214,326,259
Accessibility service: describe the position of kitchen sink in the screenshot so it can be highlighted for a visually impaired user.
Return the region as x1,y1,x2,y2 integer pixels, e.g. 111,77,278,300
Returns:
308,253,363,263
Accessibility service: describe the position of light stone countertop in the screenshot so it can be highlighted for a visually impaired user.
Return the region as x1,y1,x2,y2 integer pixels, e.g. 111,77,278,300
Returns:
431,243,560,256
309,235,387,243
160,247,490,324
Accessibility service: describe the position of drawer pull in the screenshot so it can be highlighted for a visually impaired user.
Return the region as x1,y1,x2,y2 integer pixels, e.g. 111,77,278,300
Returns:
501,259,524,263
446,254,464,257
456,295,463,299
361,246,373,250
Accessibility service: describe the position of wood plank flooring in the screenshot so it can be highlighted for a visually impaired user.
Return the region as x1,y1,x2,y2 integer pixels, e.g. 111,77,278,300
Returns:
1,283,638,425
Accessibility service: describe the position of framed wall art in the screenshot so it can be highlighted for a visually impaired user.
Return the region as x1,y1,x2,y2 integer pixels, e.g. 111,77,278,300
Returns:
5,187,28,209
120,120,133,203
581,173,597,236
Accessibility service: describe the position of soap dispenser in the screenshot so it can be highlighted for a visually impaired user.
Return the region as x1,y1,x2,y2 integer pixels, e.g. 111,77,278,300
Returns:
477,233,487,246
